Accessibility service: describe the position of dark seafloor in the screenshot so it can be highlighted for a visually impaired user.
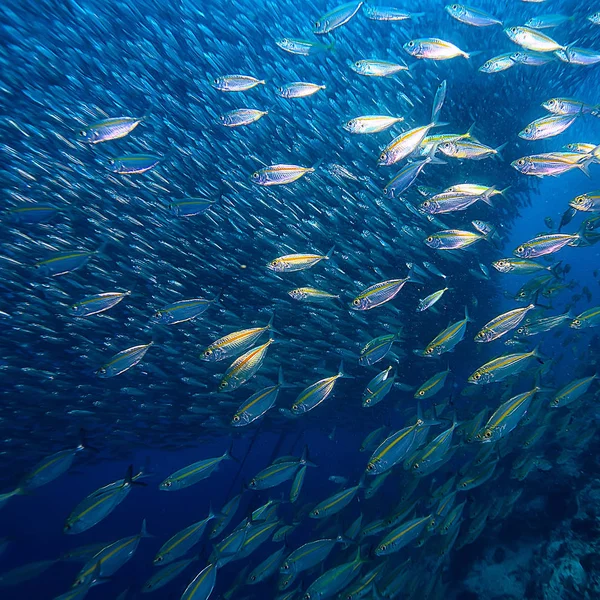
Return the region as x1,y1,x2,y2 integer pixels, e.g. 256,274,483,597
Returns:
1,0,600,599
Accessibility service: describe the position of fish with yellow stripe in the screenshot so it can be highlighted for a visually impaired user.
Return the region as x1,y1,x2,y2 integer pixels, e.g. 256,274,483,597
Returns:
267,247,334,272
201,313,275,361
291,362,348,415
474,304,536,342
232,368,286,426
468,347,541,384
218,338,274,392
422,306,470,356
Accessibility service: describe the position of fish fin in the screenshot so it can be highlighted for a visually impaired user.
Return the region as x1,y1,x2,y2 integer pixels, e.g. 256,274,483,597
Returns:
225,442,240,463
140,518,154,538
311,158,325,172
300,445,318,468
325,245,335,260
493,142,508,160
78,428,100,453
549,261,563,279
499,185,511,197
577,156,594,178
338,360,353,379
464,305,472,322
479,186,496,206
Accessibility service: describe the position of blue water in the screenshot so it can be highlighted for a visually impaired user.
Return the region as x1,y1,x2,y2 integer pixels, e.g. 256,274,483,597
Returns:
1,0,600,598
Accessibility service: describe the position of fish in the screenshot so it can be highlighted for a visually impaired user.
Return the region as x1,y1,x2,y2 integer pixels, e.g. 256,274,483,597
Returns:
268,247,334,272
212,75,265,91
474,304,536,342
359,332,402,366
343,115,404,134
364,5,423,20
551,375,597,408
181,562,217,600
350,60,409,77
219,108,268,127
476,388,539,441
108,154,161,174
218,339,274,392
251,163,318,185
445,4,502,27
201,313,275,361
35,251,96,277
96,343,153,378
154,511,215,565
232,368,286,426
288,287,339,302
570,192,600,212
291,362,347,414
404,38,471,60
468,347,541,384
151,294,220,325
504,26,565,52
277,82,326,98
313,1,364,34
77,116,145,144
422,307,470,356
310,477,364,518
513,233,581,258
479,53,516,73
350,277,412,310
512,153,593,177
414,368,450,398
169,197,218,217
362,366,395,407
70,291,130,317
571,306,600,329
375,515,432,555
425,229,487,250
519,114,578,141
378,123,442,166
275,37,334,55
248,447,313,490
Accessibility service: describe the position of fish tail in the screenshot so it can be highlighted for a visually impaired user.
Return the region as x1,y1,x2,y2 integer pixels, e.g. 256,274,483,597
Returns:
480,186,496,206
499,185,511,197
140,518,153,538
493,142,508,160
78,428,100,453
325,245,335,260
577,155,594,178
300,445,318,468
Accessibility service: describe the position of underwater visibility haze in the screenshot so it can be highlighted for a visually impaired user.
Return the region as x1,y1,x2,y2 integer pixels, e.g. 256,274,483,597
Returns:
2,0,600,598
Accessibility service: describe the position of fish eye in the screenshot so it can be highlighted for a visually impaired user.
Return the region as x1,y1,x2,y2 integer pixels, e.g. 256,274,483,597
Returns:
213,78,219,84
352,298,360,306
250,575,256,581
574,197,583,203
425,347,433,355
418,390,425,396
108,158,115,165
313,509,319,515
461,481,468,488
204,349,213,357
282,563,289,571
379,152,386,161
291,403,298,411
517,327,524,334
510,27,517,33
250,479,257,487
282,38,288,43
379,544,387,552
519,291,526,297
219,381,227,390
79,130,86,136
354,61,361,67
251,172,260,179
97,367,106,375
473,372,481,380
164,481,172,488
426,236,434,243
484,431,492,438
155,556,163,563
413,463,419,469
517,159,525,165
408,41,415,47
524,127,531,134
154,311,162,318
365,398,371,405
573,319,580,326
366,463,374,471
452,4,458,8
232,414,240,422
517,246,525,253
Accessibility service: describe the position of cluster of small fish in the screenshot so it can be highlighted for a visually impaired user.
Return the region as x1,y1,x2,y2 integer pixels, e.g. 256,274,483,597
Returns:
1,0,600,599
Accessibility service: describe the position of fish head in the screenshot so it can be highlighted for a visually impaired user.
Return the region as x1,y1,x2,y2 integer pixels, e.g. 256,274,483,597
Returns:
519,124,537,141
504,26,520,43
420,200,435,214
350,295,369,310
95,366,109,378
76,127,97,143
445,4,466,19
513,243,532,258
343,118,359,133
309,507,321,518
377,149,391,166
374,542,388,555
313,17,330,35
248,478,258,490
438,141,456,157
424,234,442,249
403,39,422,57
468,369,487,384
362,396,374,407
201,346,222,361
267,258,285,272
107,157,118,171
211,77,225,90
289,288,307,300
159,478,174,490
153,554,165,565
218,378,231,393
478,428,495,443
290,402,305,415
492,259,512,273
542,98,560,113
250,169,267,184
150,309,171,324
570,194,592,211
570,318,582,329
511,157,532,174
276,38,290,50
231,412,249,427
474,329,491,343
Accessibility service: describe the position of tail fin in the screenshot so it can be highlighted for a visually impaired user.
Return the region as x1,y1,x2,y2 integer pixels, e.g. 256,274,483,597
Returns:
337,360,353,379
140,518,153,538
479,186,496,206
577,156,594,178
300,445,317,468
325,246,335,260
78,428,99,453
225,442,240,463
493,142,508,160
